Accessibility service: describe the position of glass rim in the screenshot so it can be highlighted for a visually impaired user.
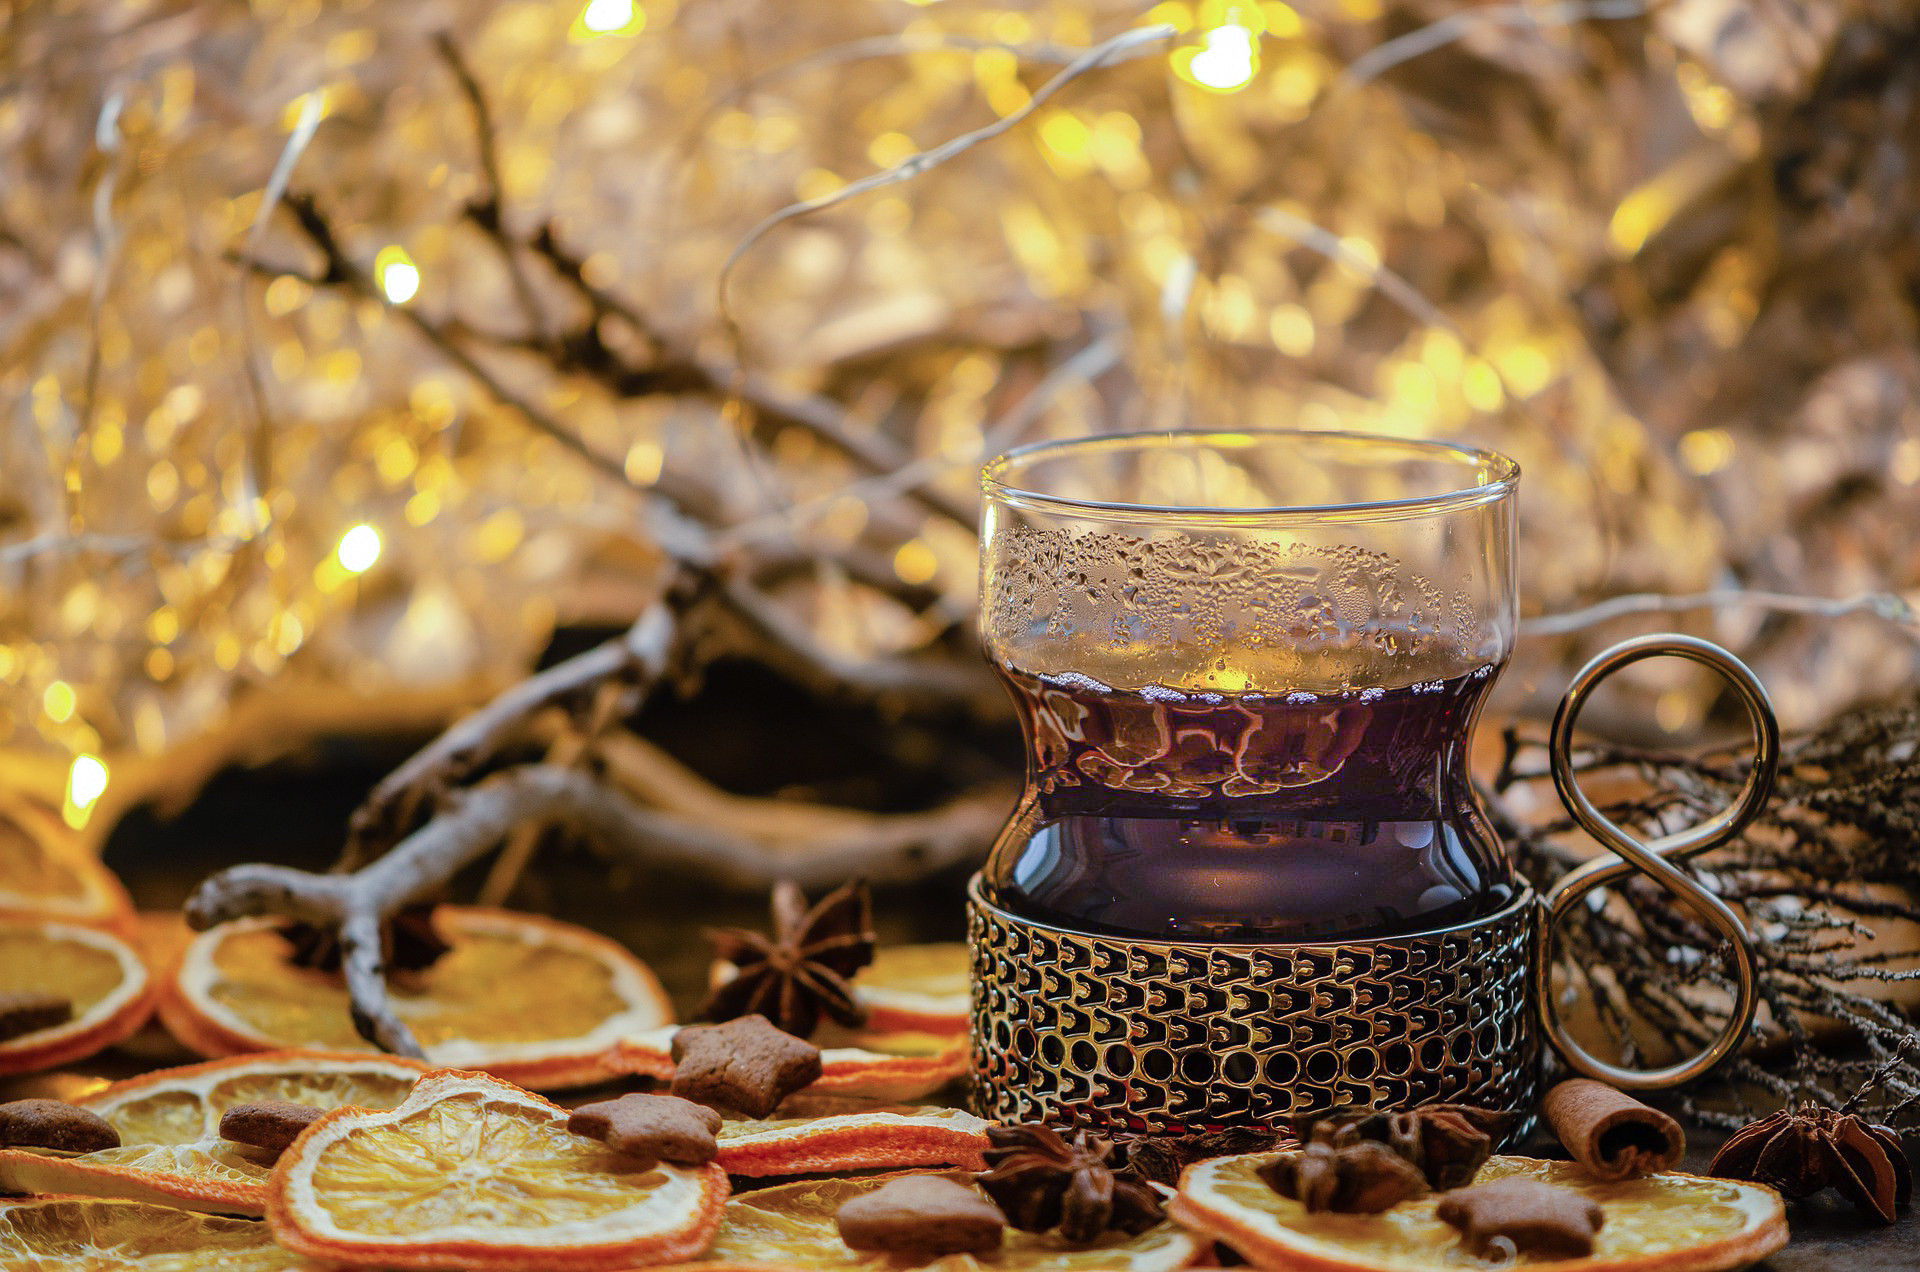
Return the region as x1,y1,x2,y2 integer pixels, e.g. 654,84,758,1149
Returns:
981,429,1519,524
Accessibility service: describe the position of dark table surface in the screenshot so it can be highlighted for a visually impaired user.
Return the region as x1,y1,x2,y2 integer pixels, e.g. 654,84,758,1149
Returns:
17,761,1911,1268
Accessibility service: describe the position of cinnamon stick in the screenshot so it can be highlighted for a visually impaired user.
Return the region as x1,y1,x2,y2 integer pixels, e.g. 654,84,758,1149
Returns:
1543,1079,1686,1181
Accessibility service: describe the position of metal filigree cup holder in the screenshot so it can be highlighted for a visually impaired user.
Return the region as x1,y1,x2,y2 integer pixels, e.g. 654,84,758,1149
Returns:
968,877,1542,1137
967,431,1778,1134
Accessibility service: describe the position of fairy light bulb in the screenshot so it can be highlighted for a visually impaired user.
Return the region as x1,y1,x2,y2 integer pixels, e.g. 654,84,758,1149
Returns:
582,0,635,33
374,246,419,304
573,0,645,39
336,524,382,574
65,754,108,829
1189,24,1258,91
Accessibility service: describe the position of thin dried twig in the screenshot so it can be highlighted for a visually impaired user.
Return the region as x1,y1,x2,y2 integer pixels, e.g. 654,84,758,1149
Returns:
1338,0,1646,90
345,602,679,863
715,22,1176,330
434,32,551,344
1522,588,1920,640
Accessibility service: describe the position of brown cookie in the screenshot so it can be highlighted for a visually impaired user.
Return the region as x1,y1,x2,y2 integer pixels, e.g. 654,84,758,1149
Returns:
1436,1176,1605,1259
670,1015,822,1118
0,991,72,1042
219,1101,324,1154
836,1174,1005,1257
567,1094,722,1166
0,1099,119,1152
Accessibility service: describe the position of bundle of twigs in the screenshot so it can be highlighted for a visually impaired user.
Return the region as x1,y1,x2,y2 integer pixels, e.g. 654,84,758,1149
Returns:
1493,693,1920,1127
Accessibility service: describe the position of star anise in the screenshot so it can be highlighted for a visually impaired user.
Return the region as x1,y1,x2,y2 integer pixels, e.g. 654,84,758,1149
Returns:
700,880,875,1039
1295,1103,1512,1190
1710,1104,1911,1223
1116,1126,1293,1187
978,1124,1165,1244
1257,1141,1430,1214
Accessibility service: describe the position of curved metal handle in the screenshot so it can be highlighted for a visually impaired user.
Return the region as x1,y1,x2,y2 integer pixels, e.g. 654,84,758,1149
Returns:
1540,633,1780,1089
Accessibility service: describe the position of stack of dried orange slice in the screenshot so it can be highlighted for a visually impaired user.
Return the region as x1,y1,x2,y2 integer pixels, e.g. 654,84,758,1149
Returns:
851,942,969,1035
267,1068,729,1269
0,1050,429,1215
161,908,966,1109
1173,1151,1791,1272
714,1106,989,1177
0,803,154,1078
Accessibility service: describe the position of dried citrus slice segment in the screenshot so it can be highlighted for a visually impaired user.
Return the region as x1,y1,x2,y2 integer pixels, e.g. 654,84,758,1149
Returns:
714,1106,989,1177
0,800,133,931
267,1067,729,1271
1170,1152,1789,1272
161,906,674,1089
0,1050,430,1216
660,1172,1202,1271
852,942,969,1035
810,1033,969,1102
617,1027,968,1104
0,918,152,1075
0,1195,323,1270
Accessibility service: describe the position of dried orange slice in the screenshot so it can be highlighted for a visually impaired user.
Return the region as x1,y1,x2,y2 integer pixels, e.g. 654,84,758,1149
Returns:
133,910,196,978
161,906,674,1089
810,1030,970,1102
0,801,133,931
617,1026,968,1104
1170,1152,1789,1272
267,1067,728,1271
0,1195,323,1270
714,1106,989,1177
0,1050,430,1216
852,942,969,1034
658,1172,1203,1271
0,917,152,1075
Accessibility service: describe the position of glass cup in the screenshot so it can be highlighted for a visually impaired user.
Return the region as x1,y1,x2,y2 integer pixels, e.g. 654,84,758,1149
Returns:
971,430,1778,1135
979,430,1518,943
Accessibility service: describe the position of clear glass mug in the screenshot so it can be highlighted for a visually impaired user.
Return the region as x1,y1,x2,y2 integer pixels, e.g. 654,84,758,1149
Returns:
977,430,1775,1089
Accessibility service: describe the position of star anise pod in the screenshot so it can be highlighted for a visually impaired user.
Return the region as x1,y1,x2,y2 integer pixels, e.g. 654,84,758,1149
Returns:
1710,1104,1911,1223
1295,1103,1512,1190
700,880,875,1039
280,903,450,976
1117,1126,1293,1187
1258,1141,1430,1214
978,1124,1165,1244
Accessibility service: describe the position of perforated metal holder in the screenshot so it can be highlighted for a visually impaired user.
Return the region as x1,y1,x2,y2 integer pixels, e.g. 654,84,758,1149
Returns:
968,875,1542,1138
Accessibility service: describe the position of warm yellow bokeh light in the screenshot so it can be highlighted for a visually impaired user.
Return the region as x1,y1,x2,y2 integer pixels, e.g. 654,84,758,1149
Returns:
1679,428,1735,476
1186,24,1258,92
374,246,419,304
573,0,646,39
336,524,383,574
65,753,109,829
893,539,939,586
43,680,76,723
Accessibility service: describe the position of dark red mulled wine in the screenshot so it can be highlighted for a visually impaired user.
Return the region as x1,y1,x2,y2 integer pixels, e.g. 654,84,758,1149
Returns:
980,659,1512,942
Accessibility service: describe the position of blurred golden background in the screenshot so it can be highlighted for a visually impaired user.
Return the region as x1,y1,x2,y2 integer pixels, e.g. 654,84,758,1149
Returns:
2,0,1917,848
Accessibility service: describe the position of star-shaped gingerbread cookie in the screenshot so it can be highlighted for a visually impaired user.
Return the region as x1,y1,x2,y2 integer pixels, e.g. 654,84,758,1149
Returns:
669,1014,822,1117
567,1093,722,1166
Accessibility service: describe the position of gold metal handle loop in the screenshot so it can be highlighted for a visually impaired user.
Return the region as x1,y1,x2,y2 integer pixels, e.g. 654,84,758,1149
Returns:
1541,633,1780,1089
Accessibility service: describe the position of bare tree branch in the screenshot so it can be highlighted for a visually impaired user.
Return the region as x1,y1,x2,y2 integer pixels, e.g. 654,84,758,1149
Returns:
187,758,1010,1050
346,601,678,860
